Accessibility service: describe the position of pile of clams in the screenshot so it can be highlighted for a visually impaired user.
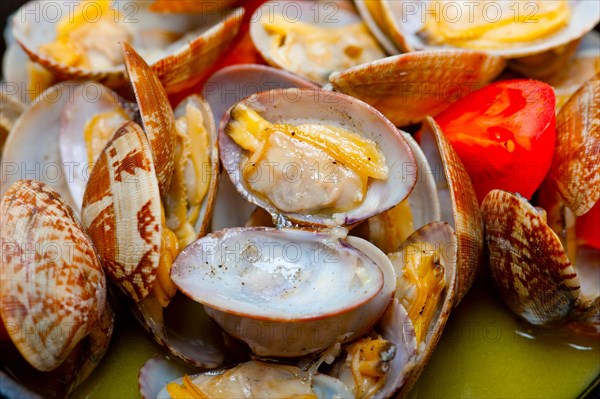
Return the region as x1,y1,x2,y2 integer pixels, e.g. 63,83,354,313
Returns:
1,0,598,397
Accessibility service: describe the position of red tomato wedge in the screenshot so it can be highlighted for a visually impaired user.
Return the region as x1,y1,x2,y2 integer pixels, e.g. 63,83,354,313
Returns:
435,79,556,203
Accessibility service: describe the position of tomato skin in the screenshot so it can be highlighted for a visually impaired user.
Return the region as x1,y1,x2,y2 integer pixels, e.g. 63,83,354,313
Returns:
434,79,556,203
576,201,600,249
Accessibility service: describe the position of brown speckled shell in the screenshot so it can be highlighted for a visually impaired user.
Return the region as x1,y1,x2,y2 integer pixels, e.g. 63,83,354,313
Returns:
420,117,483,305
546,72,600,216
81,121,161,302
122,43,176,196
481,190,581,326
152,9,244,95
329,50,506,126
0,180,106,372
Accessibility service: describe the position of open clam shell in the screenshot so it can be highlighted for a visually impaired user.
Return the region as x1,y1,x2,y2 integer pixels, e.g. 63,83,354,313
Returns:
1,82,80,209
388,221,458,397
378,0,600,58
170,94,220,239
81,121,162,302
10,1,244,95
122,43,176,196
354,0,400,55
219,88,417,228
329,50,506,127
0,180,106,372
418,117,483,305
250,0,384,84
59,82,134,212
481,190,584,326
545,72,599,216
171,227,396,358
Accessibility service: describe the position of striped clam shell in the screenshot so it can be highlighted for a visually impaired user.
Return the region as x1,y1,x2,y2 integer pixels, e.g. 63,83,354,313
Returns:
0,180,106,371
81,121,161,302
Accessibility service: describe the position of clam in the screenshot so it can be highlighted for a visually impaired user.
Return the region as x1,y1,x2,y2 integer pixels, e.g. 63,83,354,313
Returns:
140,356,353,399
171,227,397,358
9,0,244,97
329,50,506,126
545,72,599,217
80,53,221,365
0,180,112,397
418,117,483,305
250,0,385,84
482,190,598,332
201,64,318,231
219,88,417,228
387,221,457,396
374,0,599,58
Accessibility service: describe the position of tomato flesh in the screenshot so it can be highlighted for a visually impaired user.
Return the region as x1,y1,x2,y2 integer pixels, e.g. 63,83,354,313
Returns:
435,79,556,203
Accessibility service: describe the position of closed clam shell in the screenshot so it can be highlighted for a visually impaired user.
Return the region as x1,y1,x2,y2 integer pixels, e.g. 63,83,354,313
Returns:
379,0,600,58
329,50,506,126
219,88,417,228
419,117,483,305
481,190,581,326
122,43,176,196
388,221,457,397
1,82,80,210
546,72,599,216
0,180,106,372
81,121,161,302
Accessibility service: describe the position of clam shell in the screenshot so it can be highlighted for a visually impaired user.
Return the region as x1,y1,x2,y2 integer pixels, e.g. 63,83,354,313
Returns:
388,221,457,397
59,82,134,213
1,82,79,210
81,121,161,302
122,43,176,196
419,117,483,305
0,84,26,151
138,355,196,399
171,94,220,239
148,0,238,14
379,0,600,58
0,180,106,372
354,0,400,55
11,1,244,95
133,293,231,368
329,50,506,126
546,72,599,216
171,227,396,357
371,299,417,399
481,190,581,326
250,0,379,84
219,88,417,228
201,64,318,128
